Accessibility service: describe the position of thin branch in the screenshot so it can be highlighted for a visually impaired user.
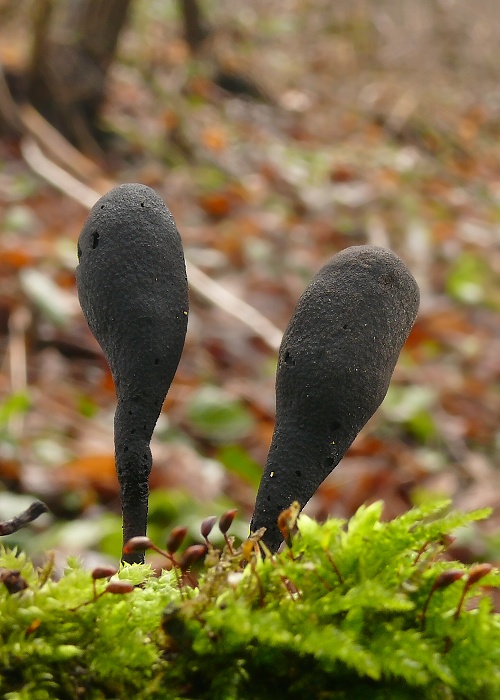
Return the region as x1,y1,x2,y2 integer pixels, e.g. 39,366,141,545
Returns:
0,63,23,133
186,263,282,351
21,138,102,209
178,0,210,53
0,500,49,536
20,104,112,187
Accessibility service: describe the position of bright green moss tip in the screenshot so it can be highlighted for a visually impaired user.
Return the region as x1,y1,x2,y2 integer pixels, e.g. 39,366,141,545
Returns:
0,501,499,700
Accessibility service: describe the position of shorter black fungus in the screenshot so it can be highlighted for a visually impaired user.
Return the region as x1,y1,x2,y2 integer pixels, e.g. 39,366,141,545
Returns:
251,245,420,552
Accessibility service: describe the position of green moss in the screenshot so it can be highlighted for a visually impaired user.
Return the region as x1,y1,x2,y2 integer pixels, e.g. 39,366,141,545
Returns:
0,501,499,699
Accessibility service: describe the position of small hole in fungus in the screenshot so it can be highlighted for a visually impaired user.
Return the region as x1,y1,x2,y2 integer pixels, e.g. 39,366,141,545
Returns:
266,495,271,502
295,470,302,477
124,446,129,453
128,410,133,415
154,358,160,365
283,350,295,366
140,202,145,207
92,231,100,249
131,429,135,434
342,324,348,330
100,204,105,209
323,457,335,469
77,244,82,260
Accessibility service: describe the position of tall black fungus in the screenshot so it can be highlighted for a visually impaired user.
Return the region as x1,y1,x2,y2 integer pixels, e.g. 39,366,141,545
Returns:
251,245,419,552
76,184,188,564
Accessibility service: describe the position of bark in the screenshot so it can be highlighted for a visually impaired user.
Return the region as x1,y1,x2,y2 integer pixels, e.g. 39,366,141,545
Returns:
28,0,132,152
178,0,209,53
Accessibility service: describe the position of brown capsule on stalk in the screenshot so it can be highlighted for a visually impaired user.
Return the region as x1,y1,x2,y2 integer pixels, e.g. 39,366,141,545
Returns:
467,563,494,586
179,544,207,572
453,564,494,621
106,580,135,595
0,568,28,594
122,536,152,555
434,570,465,590
92,565,119,601
200,515,217,543
218,509,238,536
421,569,464,630
92,566,118,580
166,526,188,555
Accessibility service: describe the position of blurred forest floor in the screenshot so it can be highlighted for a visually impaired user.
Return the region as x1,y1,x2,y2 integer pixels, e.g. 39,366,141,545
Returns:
1,0,500,567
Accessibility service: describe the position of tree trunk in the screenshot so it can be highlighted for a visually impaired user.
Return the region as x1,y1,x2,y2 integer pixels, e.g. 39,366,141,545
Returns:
178,0,209,53
28,0,132,153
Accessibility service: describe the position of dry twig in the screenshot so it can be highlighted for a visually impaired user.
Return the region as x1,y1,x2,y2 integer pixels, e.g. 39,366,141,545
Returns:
0,500,49,536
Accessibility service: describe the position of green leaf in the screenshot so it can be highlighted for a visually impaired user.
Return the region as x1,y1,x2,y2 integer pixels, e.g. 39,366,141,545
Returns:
217,445,262,488
0,392,31,427
186,386,255,442
445,253,488,305
382,385,438,442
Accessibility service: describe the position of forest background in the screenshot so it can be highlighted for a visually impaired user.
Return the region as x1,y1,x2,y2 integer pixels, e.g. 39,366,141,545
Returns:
0,0,500,571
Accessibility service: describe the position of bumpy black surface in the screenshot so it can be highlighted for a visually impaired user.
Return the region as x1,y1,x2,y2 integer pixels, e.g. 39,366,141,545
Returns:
76,184,188,563
251,246,420,551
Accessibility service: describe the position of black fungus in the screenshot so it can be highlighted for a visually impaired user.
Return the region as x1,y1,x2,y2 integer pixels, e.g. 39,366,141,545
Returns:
250,245,420,552
76,184,188,564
